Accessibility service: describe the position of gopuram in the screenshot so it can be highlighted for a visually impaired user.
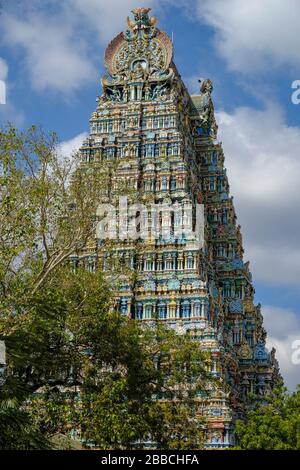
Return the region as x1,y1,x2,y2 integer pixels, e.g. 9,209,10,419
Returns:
75,8,280,447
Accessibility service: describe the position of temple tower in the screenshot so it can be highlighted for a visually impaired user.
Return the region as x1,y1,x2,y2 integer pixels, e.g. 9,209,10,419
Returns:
77,8,280,448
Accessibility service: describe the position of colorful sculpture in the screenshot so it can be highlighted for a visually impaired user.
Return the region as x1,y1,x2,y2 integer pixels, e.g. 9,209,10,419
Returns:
77,9,280,448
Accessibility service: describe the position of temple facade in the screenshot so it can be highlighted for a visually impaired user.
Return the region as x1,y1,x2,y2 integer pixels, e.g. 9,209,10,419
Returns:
76,8,280,448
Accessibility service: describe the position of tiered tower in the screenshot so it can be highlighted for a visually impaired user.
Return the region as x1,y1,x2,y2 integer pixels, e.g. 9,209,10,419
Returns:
77,8,280,447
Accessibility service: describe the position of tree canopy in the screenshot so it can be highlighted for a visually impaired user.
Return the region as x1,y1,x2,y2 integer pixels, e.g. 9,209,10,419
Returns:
0,125,212,450
235,384,300,450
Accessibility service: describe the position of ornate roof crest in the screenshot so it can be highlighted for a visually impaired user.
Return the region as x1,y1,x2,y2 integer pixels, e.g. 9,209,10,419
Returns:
127,8,157,33
103,9,173,86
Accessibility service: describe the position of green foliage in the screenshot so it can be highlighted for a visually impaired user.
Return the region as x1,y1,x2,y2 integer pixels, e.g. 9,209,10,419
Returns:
235,384,300,449
77,323,210,449
0,377,50,450
3,266,211,449
0,124,110,309
0,397,50,450
0,124,211,450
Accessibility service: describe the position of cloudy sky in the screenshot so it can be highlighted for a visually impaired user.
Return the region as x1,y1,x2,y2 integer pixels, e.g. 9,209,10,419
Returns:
0,0,299,390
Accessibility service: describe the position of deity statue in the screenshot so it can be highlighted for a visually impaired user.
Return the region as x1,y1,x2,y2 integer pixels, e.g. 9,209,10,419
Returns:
144,83,152,100
152,83,168,101
128,117,135,129
107,87,122,102
97,93,107,107
200,78,213,95
124,144,135,158
131,61,145,81
123,86,129,102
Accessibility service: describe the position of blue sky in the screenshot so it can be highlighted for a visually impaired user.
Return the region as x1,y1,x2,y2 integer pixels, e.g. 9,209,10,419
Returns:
0,0,300,390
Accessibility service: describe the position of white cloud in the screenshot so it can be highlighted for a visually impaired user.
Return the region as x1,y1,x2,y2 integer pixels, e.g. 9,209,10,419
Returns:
0,0,164,94
193,0,300,73
3,0,300,92
69,0,160,44
59,132,88,160
216,105,300,285
53,132,88,183
217,106,300,205
0,103,24,127
1,10,97,93
215,104,300,388
264,306,300,341
246,245,300,286
263,305,300,391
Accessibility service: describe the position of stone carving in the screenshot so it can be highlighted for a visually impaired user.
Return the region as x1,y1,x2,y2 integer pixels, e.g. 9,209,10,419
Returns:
78,8,280,449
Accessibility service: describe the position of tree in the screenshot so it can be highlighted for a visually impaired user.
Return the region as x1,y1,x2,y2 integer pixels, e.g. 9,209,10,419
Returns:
20,268,212,449
0,124,213,449
78,323,211,449
2,263,212,449
235,384,300,449
0,124,112,448
0,124,109,306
